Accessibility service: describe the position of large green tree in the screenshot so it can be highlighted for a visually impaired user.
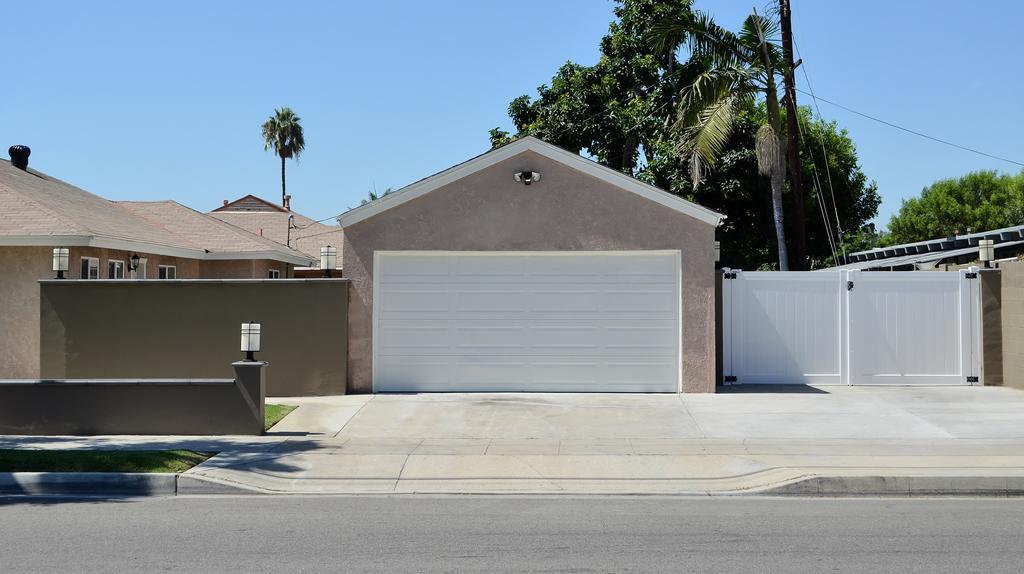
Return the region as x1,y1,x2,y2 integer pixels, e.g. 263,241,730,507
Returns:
262,107,306,205
492,0,878,270
490,0,690,190
887,171,1024,244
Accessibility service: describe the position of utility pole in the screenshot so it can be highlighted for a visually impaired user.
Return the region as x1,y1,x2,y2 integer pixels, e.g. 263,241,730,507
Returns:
779,0,808,270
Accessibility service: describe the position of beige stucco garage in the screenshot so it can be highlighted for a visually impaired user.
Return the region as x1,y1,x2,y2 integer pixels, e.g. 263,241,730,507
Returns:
339,137,724,393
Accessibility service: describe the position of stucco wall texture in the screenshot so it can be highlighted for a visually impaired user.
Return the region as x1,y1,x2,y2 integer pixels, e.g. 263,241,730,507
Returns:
39,279,348,396
997,260,1024,390
0,245,294,380
343,150,718,393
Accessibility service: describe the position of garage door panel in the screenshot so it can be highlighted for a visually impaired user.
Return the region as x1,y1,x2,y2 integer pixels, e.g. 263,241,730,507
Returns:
375,252,680,392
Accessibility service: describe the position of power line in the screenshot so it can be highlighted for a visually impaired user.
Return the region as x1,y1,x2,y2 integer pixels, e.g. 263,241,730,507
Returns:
794,40,845,261
794,87,1024,168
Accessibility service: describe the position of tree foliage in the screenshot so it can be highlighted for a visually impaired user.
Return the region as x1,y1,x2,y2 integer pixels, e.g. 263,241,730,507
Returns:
491,0,879,270
886,171,1024,244
689,102,879,269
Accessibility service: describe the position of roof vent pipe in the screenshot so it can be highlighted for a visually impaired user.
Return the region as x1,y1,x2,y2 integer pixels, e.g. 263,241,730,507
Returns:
8,145,30,170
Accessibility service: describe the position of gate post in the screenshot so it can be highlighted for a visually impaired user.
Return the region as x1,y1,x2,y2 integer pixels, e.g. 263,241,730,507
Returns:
720,268,738,385
960,266,982,385
841,269,857,386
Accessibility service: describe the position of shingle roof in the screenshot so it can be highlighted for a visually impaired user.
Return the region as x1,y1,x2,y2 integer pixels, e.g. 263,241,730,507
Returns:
117,201,315,264
0,159,185,246
0,159,312,265
209,208,344,268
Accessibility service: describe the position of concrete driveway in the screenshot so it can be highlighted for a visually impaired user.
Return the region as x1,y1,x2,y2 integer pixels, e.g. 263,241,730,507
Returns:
277,385,1024,442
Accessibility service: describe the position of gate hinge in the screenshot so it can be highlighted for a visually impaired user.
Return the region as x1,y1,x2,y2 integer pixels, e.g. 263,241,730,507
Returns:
847,280,855,291
723,272,737,279
723,375,738,384
966,376,979,383
965,272,978,279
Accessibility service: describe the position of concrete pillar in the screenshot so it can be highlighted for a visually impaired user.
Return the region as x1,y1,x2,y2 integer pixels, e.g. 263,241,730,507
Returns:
232,361,267,434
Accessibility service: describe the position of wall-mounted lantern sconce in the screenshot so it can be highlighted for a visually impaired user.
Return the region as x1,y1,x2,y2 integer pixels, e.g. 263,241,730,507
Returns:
513,170,541,185
241,322,261,362
128,253,141,275
979,239,995,268
52,248,69,279
320,246,337,278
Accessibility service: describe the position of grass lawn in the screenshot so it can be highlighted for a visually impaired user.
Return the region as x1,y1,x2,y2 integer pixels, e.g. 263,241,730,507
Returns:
265,404,298,431
0,449,212,473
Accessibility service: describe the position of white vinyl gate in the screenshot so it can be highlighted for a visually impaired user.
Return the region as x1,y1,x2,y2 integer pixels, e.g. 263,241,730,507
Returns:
721,269,981,386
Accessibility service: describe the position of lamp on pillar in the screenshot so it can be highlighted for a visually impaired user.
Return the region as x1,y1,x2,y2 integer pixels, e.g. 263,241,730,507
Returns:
52,248,69,279
240,322,261,362
320,245,337,278
979,239,995,268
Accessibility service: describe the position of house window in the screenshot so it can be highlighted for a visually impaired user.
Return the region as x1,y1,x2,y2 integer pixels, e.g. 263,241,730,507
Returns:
268,269,281,279
135,258,148,280
108,260,125,279
80,257,99,280
158,265,177,279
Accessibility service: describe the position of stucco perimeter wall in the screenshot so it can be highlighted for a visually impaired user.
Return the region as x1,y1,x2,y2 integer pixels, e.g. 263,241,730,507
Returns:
343,150,718,393
998,260,1024,390
40,279,348,396
0,247,52,379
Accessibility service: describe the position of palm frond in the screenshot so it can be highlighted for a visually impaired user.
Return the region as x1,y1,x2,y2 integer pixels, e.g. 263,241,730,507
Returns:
676,65,756,130
674,10,756,69
677,93,739,183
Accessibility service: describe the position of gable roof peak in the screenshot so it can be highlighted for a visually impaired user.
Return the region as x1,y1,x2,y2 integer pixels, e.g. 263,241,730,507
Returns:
213,194,288,213
337,136,725,227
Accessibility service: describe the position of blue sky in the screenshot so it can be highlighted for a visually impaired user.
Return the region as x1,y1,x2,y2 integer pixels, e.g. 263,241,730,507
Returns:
4,1,1022,228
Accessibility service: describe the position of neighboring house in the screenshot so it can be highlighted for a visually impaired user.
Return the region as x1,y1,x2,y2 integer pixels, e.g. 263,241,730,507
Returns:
0,150,312,378
338,136,725,394
210,194,344,277
830,225,1024,271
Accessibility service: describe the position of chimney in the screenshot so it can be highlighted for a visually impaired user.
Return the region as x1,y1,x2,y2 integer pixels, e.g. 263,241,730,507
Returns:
8,145,30,170
222,199,229,206
283,195,292,210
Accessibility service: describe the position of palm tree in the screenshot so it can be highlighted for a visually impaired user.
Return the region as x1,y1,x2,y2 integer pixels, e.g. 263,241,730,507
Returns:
261,107,306,205
653,9,790,270
360,187,394,206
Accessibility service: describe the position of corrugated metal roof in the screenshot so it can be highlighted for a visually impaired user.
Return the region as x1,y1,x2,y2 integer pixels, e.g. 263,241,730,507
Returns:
828,240,1024,271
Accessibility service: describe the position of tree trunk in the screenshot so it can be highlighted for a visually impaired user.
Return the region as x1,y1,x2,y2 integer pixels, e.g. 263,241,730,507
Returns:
622,136,638,174
780,0,808,270
755,11,790,271
280,156,287,206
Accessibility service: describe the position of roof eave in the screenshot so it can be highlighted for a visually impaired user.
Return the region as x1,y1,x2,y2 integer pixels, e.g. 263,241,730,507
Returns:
0,235,312,265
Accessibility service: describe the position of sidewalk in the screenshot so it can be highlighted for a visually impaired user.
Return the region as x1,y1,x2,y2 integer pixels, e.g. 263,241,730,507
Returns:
6,388,1024,496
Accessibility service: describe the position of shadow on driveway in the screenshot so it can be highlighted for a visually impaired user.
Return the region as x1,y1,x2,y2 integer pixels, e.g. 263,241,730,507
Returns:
716,384,830,394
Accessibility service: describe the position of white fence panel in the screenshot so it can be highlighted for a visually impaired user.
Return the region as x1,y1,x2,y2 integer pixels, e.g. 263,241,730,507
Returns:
849,270,979,385
722,268,980,386
723,271,844,385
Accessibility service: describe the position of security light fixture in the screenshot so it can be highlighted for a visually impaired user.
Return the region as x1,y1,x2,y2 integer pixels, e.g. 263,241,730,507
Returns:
514,170,541,185
52,248,69,279
979,239,995,268
241,322,261,361
320,245,337,278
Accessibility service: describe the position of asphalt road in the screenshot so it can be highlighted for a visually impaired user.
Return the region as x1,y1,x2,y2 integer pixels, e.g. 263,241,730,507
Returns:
1,496,1023,573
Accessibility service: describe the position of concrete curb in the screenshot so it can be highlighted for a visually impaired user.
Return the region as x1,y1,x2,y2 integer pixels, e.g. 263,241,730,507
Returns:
0,472,178,496
760,475,1024,497
4,472,1024,497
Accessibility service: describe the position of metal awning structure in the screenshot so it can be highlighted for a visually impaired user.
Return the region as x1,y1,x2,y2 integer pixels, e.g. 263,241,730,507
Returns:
826,225,1024,271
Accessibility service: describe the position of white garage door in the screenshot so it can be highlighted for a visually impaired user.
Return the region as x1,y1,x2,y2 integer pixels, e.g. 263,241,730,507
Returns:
373,251,681,393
